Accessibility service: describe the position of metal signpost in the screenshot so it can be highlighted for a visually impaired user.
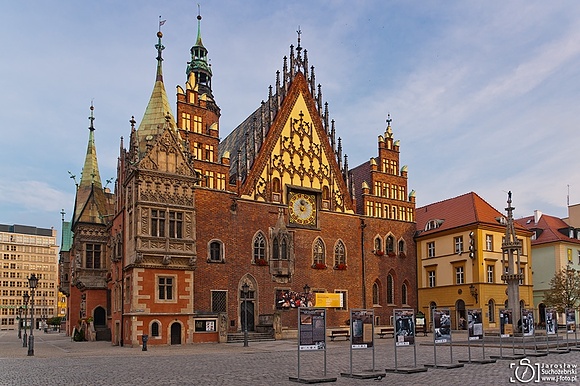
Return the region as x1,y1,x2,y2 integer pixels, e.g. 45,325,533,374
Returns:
491,309,523,360
459,309,495,365
386,309,427,374
289,308,336,384
340,309,385,379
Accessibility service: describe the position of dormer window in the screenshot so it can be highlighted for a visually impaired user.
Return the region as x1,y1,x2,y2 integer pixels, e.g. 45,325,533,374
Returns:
425,219,443,231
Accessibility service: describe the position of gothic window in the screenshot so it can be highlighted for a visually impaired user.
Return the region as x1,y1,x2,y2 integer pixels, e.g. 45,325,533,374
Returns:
374,237,382,253
208,240,224,262
372,281,380,305
398,239,406,255
402,283,408,305
334,240,346,268
253,233,266,263
387,274,394,304
272,178,281,193
85,244,101,269
313,238,325,266
273,238,279,260
151,209,165,237
386,235,395,254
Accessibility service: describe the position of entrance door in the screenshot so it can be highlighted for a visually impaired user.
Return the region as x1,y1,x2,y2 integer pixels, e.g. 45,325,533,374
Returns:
456,299,466,329
241,301,255,332
170,322,181,345
93,306,106,327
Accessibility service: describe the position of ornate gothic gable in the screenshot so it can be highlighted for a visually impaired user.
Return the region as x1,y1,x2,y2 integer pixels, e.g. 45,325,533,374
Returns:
137,127,196,178
241,73,353,213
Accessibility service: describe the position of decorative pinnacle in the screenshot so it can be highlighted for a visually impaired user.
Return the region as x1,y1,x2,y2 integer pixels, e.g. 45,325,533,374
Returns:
297,27,302,49
386,113,392,127
89,102,95,131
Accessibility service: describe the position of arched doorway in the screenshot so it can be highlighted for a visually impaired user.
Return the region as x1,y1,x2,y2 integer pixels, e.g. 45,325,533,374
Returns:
170,322,181,345
239,277,257,332
93,306,106,328
456,299,466,330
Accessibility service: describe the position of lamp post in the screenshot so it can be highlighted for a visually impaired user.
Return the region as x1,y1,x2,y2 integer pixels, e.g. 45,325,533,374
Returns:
27,273,39,356
22,292,29,347
303,284,311,307
242,282,249,347
17,306,23,339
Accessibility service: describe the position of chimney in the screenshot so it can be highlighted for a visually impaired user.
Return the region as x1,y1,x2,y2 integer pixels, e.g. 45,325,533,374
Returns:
534,210,542,224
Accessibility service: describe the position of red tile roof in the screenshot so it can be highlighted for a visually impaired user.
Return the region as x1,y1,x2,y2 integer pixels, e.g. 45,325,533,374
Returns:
516,213,580,246
415,192,526,236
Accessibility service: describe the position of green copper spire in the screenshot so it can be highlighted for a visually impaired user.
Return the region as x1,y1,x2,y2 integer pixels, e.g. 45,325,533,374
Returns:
79,103,102,189
186,9,213,96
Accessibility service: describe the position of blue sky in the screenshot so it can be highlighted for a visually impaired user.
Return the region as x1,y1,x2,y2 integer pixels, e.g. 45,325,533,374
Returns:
1,1,579,238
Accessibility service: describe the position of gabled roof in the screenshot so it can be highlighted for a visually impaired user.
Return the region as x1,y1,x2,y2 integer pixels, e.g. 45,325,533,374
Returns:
415,192,526,236
516,213,580,246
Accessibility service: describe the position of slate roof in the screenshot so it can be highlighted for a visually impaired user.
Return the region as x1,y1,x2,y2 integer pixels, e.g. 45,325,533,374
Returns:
516,213,580,246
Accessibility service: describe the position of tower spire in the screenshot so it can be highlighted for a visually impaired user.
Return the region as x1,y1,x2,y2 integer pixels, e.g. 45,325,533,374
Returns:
186,6,213,97
79,103,102,189
155,16,166,82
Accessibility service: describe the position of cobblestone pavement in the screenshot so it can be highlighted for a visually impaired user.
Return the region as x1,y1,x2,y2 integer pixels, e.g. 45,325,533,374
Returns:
1,330,579,385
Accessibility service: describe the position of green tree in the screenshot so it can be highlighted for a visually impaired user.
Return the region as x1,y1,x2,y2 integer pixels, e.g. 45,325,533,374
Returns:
543,267,580,312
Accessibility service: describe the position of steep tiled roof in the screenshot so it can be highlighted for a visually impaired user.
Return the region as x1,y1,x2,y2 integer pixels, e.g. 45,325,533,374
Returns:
415,192,524,236
516,213,580,246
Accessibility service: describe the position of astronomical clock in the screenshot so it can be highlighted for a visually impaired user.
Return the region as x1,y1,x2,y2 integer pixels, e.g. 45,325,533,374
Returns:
288,191,317,227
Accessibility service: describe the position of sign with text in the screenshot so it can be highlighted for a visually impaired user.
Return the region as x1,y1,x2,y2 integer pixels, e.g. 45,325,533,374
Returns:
298,308,326,350
314,293,342,308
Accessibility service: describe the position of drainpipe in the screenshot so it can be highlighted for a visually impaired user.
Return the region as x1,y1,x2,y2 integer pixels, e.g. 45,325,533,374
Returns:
360,219,367,308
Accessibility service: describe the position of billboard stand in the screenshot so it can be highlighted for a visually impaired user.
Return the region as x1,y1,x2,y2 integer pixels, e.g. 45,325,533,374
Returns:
289,308,337,384
385,309,427,374
458,309,495,365
521,308,546,357
566,308,580,351
490,309,524,360
545,307,569,354
424,308,463,369
340,309,386,379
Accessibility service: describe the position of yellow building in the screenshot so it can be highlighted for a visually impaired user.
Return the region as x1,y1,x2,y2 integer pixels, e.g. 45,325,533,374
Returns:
415,192,534,331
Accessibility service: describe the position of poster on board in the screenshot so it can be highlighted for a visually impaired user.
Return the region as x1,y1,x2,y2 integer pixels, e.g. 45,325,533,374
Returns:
467,309,483,340
521,309,534,336
566,308,576,333
299,308,326,350
394,309,415,346
433,309,451,344
545,308,557,335
499,309,513,337
350,309,374,348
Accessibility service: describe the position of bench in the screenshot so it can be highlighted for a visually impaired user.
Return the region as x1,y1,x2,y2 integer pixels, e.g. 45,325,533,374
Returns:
329,329,350,341
377,327,394,338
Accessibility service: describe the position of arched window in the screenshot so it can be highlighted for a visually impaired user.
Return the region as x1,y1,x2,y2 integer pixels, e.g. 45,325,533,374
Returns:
374,237,382,252
386,235,395,254
281,237,288,260
401,283,408,305
272,237,279,260
398,239,405,255
253,232,266,263
488,299,496,323
372,281,380,305
313,238,325,266
272,177,281,193
208,240,223,262
387,274,394,304
151,321,160,337
334,240,346,268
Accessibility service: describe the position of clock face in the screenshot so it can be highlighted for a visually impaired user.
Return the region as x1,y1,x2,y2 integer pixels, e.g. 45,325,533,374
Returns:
289,192,317,226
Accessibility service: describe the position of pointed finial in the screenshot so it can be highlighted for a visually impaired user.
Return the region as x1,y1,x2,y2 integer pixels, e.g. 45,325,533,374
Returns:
130,116,136,131
89,102,95,131
297,26,302,48
386,113,392,127
60,209,66,222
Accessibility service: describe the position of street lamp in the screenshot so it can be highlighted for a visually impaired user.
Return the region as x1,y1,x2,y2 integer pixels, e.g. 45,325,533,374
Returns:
242,282,249,347
469,284,478,303
303,284,311,307
22,292,29,347
17,306,23,339
27,273,39,356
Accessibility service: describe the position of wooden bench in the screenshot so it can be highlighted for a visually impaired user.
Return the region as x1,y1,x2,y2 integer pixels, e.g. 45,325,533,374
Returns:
377,327,394,338
329,329,350,341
